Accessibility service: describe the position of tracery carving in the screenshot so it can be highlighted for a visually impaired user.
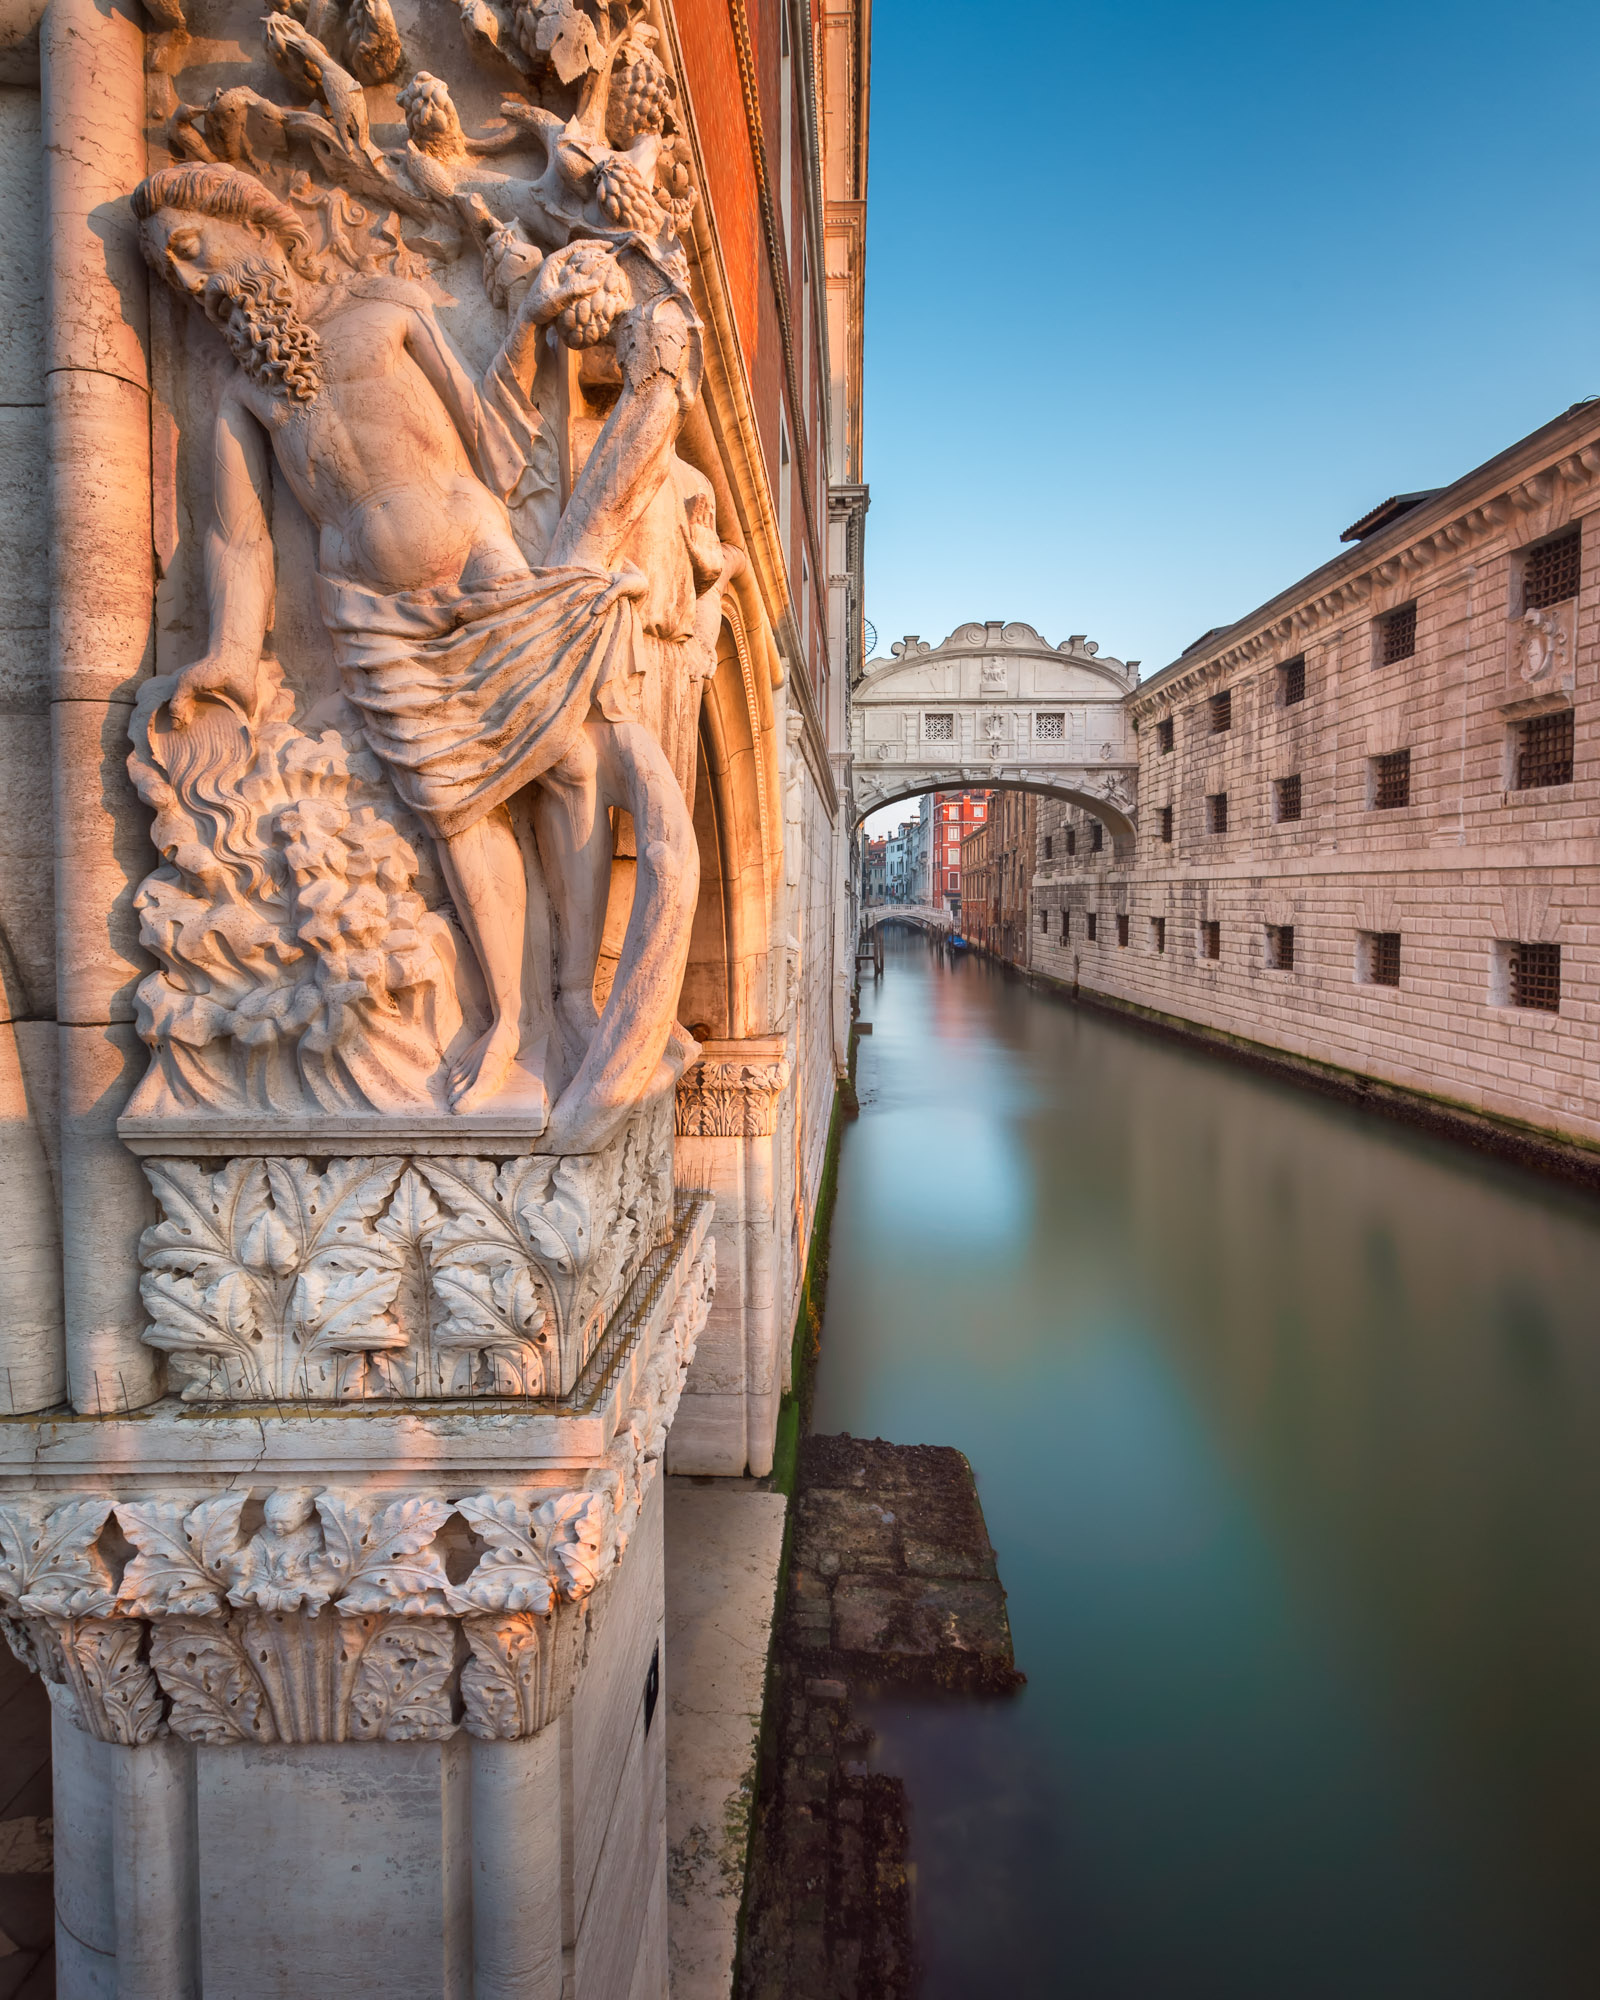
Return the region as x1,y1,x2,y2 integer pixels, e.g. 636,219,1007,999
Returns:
130,0,744,1154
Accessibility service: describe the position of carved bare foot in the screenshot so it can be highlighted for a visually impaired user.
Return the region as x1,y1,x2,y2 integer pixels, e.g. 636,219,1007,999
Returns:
448,1019,520,1113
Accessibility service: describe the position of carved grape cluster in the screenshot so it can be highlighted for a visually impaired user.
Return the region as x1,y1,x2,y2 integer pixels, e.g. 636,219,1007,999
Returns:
606,38,673,145
557,250,633,345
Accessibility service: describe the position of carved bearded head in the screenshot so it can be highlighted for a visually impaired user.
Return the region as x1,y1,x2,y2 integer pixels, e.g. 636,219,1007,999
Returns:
132,164,324,403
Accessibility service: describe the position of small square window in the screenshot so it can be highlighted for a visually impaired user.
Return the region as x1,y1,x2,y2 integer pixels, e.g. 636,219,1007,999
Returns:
1159,805,1173,844
1156,717,1174,754
1523,527,1581,612
1035,712,1065,740
1210,690,1232,733
1116,914,1130,947
1360,931,1401,987
1497,939,1561,1012
1274,774,1302,823
1266,924,1295,972
1371,750,1411,810
1151,916,1166,954
1513,709,1573,790
923,712,954,741
1206,792,1229,834
1090,821,1104,853
1087,912,1098,942
1379,604,1417,665
1201,920,1221,961
1065,828,1077,857
1280,655,1306,705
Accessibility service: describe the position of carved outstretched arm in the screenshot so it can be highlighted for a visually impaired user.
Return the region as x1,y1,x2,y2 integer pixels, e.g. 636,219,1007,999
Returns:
171,393,275,727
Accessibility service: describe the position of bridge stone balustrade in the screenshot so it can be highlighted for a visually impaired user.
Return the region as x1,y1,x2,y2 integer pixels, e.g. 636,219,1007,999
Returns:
850,621,1140,834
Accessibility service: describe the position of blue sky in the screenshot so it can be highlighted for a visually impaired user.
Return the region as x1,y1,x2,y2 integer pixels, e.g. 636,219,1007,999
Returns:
859,0,1600,685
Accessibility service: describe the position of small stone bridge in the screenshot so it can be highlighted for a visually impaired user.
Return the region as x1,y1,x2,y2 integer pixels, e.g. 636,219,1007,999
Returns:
861,902,951,937
850,620,1141,834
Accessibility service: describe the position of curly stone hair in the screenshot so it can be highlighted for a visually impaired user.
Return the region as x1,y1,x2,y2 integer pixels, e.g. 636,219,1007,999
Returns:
131,163,318,277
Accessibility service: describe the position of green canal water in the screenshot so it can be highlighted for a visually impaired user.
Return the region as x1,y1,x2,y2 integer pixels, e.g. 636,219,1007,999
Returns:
811,929,1600,1999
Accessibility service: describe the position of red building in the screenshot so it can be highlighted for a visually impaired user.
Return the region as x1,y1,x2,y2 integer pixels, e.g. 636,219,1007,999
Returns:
927,790,991,916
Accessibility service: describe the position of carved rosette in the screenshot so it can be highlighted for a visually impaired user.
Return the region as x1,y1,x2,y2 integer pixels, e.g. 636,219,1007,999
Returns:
0,1242,711,1747
674,1059,790,1139
137,1094,675,1403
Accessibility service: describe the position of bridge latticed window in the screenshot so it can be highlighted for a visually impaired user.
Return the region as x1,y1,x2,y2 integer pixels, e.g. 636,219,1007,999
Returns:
1513,709,1573,790
1156,717,1174,754
1035,712,1065,740
1116,914,1130,947
1201,920,1221,960
1523,527,1581,611
923,712,954,741
1379,604,1417,665
1266,924,1295,972
1280,655,1306,705
1506,940,1561,1012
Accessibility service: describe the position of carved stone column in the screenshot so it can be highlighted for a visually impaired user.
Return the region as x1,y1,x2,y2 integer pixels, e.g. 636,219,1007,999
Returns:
670,1039,790,1475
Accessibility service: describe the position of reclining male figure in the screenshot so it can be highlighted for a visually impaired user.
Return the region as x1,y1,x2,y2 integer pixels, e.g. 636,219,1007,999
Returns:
133,162,702,1151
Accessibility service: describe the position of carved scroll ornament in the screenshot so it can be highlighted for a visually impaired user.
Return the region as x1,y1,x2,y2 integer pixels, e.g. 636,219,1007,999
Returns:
0,1242,711,1745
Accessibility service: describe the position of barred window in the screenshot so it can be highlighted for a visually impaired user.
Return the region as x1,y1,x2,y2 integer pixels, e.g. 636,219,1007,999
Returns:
1040,909,1049,933
1157,717,1174,754
1275,774,1302,823
1210,690,1233,733
1266,924,1295,972
1066,828,1077,856
1116,914,1130,947
1090,821,1104,853
1063,908,1072,940
1513,709,1574,789
1201,920,1221,961
1361,931,1401,986
1280,655,1306,705
1087,912,1098,942
1379,604,1417,665
1506,940,1561,1012
1524,528,1581,611
1043,835,1054,860
1371,750,1411,810
1207,792,1229,834
1159,805,1173,844
923,712,954,740
1035,712,1066,740
1151,916,1166,954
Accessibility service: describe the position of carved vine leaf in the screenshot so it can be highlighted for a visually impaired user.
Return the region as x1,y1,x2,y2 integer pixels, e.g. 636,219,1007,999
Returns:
460,1614,541,1740
528,0,603,82
116,1494,250,1618
349,1621,456,1740
0,1500,117,1619
150,1618,274,1745
317,1493,456,1615
450,1495,553,1614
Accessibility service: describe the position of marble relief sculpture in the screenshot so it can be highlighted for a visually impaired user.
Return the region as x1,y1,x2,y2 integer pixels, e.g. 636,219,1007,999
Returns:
128,0,742,1153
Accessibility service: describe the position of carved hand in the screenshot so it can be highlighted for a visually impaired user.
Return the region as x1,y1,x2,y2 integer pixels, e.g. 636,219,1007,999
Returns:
523,241,616,326
475,208,544,311
167,651,266,729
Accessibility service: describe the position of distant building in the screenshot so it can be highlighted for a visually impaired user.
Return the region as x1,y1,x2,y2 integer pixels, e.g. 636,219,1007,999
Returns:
921,790,991,915
885,816,919,901
864,836,887,900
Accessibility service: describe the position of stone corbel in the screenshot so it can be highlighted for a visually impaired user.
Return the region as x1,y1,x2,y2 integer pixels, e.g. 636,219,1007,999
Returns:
675,1043,790,1139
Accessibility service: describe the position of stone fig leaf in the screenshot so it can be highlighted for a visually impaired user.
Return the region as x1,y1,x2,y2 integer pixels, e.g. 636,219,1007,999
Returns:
432,1263,544,1348
536,0,603,82
140,1157,271,1276
449,1494,554,1614
0,1499,117,1618
534,1491,607,1601
318,1493,455,1614
291,1260,406,1352
140,1268,262,1357
116,1493,249,1617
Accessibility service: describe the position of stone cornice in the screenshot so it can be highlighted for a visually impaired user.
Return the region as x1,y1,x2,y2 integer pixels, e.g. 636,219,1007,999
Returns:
1131,403,1600,717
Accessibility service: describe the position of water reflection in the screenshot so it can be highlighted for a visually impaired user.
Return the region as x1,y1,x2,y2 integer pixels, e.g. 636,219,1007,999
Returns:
813,932,1600,1998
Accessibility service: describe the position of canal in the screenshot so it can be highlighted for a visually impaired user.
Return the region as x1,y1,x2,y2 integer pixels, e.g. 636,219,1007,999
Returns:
812,929,1600,1999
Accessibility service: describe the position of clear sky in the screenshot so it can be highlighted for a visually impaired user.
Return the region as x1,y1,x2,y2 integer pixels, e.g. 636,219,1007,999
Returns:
859,0,1600,685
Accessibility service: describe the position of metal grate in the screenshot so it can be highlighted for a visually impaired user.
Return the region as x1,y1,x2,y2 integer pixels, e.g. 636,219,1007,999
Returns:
1379,604,1417,665
1210,690,1232,733
1157,717,1174,753
1063,908,1072,939
1206,792,1229,834
1372,750,1410,810
1159,805,1173,843
1514,708,1574,789
1090,821,1104,852
1281,655,1306,705
1275,774,1302,822
1035,712,1065,739
1116,914,1130,947
1066,828,1077,856
1510,940,1561,1012
1523,528,1581,611
1039,909,1049,933
923,712,954,740
1201,920,1220,961
1366,932,1401,986
1266,924,1295,971
1086,912,1098,942
1151,916,1166,954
